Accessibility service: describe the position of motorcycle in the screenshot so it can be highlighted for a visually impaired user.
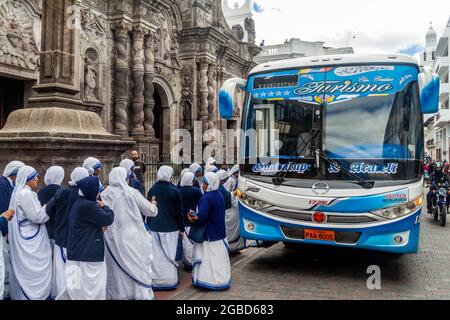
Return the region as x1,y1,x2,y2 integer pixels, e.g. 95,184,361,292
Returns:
431,183,448,227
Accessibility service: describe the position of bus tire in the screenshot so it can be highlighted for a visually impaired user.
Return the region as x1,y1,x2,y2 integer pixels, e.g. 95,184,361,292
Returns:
440,206,447,227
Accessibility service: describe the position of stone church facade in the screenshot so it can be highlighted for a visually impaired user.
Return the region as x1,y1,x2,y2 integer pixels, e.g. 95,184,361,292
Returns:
0,0,260,159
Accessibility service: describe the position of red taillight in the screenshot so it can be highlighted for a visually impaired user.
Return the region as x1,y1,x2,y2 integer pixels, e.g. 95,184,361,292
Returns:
312,212,327,224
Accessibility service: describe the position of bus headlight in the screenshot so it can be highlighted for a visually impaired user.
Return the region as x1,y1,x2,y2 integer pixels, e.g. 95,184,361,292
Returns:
241,194,272,210
371,197,423,220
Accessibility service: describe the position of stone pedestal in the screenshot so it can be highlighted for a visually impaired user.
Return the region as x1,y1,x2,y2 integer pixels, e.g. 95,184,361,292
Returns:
0,108,134,186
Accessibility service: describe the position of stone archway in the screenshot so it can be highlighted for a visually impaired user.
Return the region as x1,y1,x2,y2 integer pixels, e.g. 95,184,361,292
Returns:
153,77,175,158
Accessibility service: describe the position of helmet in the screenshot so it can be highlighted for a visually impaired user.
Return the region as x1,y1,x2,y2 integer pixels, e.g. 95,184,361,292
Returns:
435,162,444,172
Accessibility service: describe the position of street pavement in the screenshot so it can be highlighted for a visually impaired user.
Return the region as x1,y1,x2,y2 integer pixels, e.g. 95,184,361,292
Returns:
155,205,450,300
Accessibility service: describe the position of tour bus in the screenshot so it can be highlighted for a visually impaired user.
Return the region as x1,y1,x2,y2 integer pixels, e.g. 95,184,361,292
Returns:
219,54,439,254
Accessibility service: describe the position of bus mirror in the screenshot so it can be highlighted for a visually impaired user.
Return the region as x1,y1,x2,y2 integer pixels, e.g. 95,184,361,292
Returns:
219,78,247,119
419,66,440,114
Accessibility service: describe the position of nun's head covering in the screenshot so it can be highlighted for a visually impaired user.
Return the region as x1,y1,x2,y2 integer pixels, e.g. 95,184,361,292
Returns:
77,176,100,202
180,172,194,187
69,167,89,187
202,172,220,192
120,159,135,177
44,166,65,186
8,166,38,210
83,157,102,176
109,167,128,189
206,157,216,166
205,165,218,174
216,170,229,183
180,168,189,180
228,165,240,177
189,163,202,175
157,166,173,182
2,161,25,178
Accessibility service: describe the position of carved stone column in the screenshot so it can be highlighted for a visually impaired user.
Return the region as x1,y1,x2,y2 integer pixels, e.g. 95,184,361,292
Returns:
207,64,217,129
198,62,210,133
112,22,131,137
144,33,156,137
131,26,147,137
28,0,83,109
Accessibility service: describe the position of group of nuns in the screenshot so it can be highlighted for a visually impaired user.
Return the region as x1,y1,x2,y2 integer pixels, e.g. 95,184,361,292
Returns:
0,156,245,300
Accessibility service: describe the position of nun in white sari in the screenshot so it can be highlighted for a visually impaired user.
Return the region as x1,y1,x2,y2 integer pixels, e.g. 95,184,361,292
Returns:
189,173,231,291
8,166,52,300
147,166,184,290
102,167,158,300
1,161,25,300
222,167,246,253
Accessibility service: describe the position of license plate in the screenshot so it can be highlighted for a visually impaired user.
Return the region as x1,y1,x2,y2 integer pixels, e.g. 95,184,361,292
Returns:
304,229,335,242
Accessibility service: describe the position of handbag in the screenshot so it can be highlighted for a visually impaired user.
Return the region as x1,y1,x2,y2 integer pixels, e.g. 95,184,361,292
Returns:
188,222,207,244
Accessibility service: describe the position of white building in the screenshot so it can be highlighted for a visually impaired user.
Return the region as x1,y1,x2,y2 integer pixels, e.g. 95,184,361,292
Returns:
421,23,438,68
424,17,450,162
222,0,253,42
254,38,354,64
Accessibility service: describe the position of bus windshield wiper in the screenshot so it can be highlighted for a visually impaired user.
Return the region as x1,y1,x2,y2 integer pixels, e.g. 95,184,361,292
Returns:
272,137,375,189
312,148,375,189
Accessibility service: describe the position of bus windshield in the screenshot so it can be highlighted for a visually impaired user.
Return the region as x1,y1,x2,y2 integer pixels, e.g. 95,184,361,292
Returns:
241,64,424,183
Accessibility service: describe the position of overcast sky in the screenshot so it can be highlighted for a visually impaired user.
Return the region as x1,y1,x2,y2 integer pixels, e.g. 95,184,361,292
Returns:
227,0,450,58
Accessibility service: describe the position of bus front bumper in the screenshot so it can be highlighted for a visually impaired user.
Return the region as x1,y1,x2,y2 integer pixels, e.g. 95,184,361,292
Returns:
239,204,421,254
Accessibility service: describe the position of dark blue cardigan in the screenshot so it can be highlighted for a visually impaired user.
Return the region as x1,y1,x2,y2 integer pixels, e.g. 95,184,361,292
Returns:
195,191,226,242
0,176,13,236
46,186,80,248
179,186,203,226
38,184,61,240
67,197,114,262
147,181,185,233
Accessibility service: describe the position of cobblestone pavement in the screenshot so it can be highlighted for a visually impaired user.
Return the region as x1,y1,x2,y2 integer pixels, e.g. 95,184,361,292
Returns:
156,205,450,300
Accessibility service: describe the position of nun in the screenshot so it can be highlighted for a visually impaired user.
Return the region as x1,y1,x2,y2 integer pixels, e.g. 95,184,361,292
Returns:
217,170,246,253
177,168,190,188
0,161,25,300
83,157,105,193
204,157,216,173
0,209,14,300
188,172,231,291
189,163,203,190
179,172,203,271
102,167,158,300
46,167,89,298
120,159,145,195
146,166,184,290
57,176,114,300
225,165,240,193
8,166,52,300
205,165,219,174
38,166,65,245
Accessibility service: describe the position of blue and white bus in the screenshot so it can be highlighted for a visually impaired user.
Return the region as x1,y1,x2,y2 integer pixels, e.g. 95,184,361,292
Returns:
219,55,440,254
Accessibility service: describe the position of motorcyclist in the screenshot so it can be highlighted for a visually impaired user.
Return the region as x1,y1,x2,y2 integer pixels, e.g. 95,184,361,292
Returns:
427,162,450,214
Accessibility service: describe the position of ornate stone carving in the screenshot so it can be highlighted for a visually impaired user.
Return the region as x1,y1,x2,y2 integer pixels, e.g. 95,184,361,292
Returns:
207,65,217,129
112,22,131,136
181,65,193,129
131,26,147,137
144,33,156,137
244,17,256,45
84,48,98,101
198,62,209,132
232,24,244,41
0,0,40,71
81,7,106,36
